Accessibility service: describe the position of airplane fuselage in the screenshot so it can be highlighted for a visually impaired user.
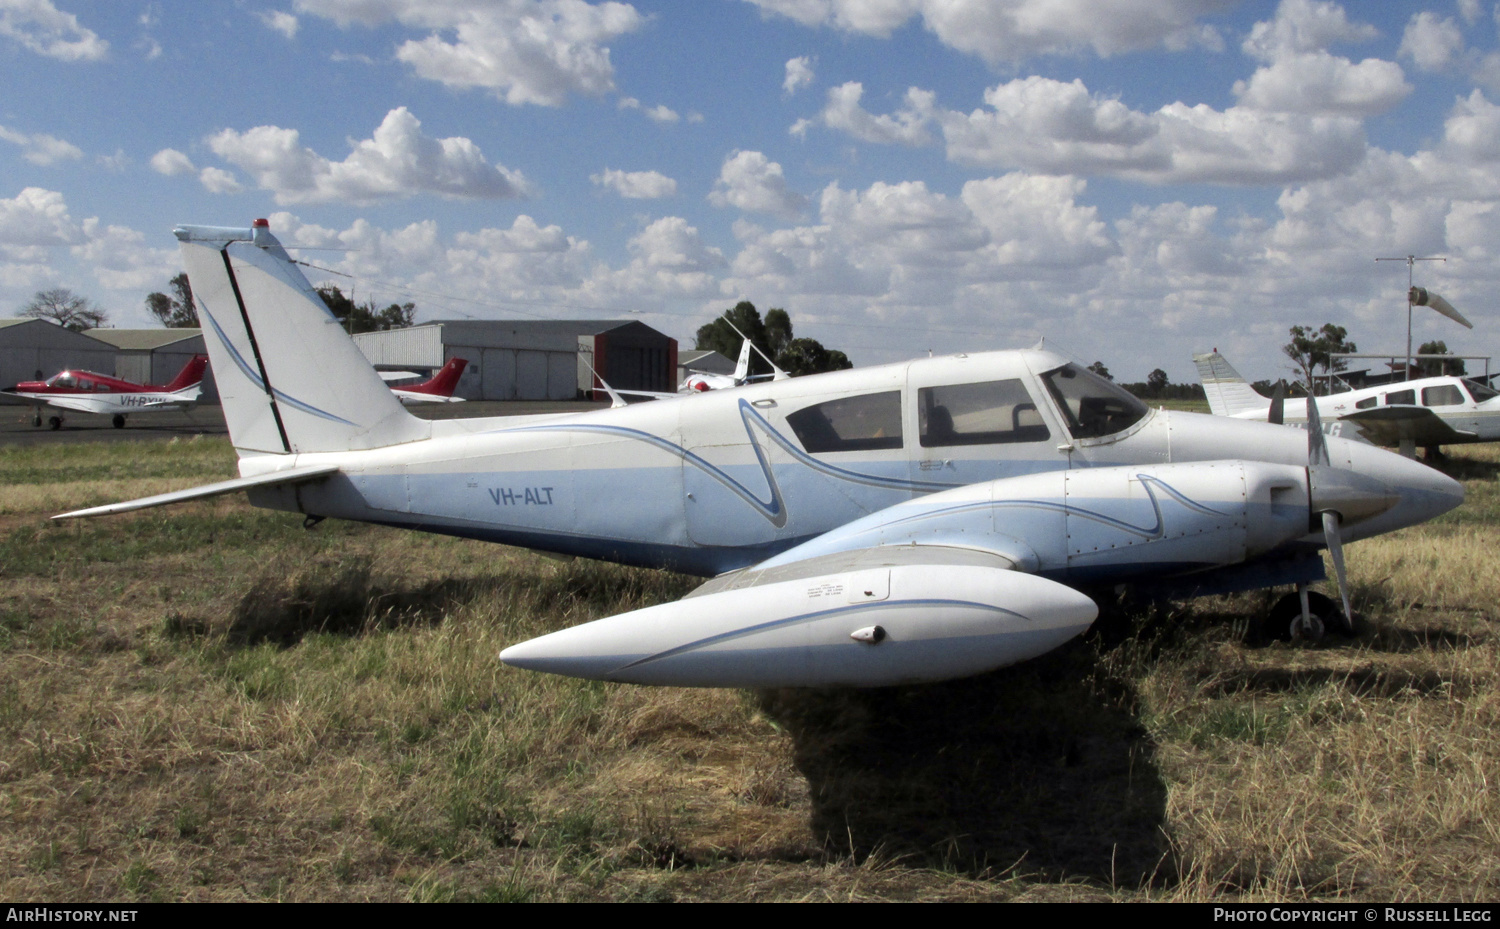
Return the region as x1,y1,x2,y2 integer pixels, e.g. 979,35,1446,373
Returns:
241,349,1456,579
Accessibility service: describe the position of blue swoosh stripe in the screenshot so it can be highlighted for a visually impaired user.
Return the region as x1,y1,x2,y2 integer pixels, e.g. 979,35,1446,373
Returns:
617,597,1033,671
198,301,358,428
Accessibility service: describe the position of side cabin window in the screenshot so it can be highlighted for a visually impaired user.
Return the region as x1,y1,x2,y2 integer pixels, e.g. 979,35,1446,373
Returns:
1385,389,1416,406
786,390,903,453
1039,364,1148,440
919,378,1050,447
1355,397,1377,410
1422,384,1464,407
1465,379,1499,403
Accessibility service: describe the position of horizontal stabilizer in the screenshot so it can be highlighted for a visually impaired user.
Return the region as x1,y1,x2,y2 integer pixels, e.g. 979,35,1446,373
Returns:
53,464,339,520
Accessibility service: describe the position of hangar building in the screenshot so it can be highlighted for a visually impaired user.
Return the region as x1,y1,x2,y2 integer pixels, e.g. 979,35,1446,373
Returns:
0,319,117,392
85,328,218,401
353,319,678,401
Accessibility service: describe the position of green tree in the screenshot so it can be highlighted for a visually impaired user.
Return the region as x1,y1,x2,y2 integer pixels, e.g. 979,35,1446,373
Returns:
696,301,768,372
695,302,852,377
775,338,852,377
1417,340,1466,377
1283,323,1356,393
316,285,416,334
764,307,793,358
145,273,196,328
1146,368,1169,397
22,288,107,331
1087,360,1113,381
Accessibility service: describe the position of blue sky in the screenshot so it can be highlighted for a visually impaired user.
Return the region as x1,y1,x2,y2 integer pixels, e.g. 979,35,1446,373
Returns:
3,0,1500,382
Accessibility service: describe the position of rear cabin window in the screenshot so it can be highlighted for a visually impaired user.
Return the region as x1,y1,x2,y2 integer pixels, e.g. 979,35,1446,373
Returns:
1355,397,1377,409
786,391,903,453
919,379,1050,447
1039,364,1148,440
1385,389,1416,406
1422,384,1464,407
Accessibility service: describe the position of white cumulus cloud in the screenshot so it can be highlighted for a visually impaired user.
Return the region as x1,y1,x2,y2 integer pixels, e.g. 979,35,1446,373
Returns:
259,10,299,39
743,0,1229,63
150,148,196,176
708,150,808,219
591,168,677,199
0,187,80,245
199,167,244,194
0,124,83,165
206,107,529,204
618,97,681,123
784,55,814,95
0,0,108,61
294,0,644,106
797,82,935,146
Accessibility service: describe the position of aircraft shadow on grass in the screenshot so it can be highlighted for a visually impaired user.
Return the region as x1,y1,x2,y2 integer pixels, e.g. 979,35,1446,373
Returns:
756,638,1173,885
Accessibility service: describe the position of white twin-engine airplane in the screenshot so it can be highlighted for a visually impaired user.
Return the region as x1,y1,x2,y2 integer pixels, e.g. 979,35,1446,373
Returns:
4,355,209,429
56,220,1464,688
1195,351,1500,456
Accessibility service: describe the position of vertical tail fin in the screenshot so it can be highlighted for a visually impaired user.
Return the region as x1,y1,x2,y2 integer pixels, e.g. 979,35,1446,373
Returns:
177,220,429,455
411,357,468,397
161,354,209,393
1193,351,1271,418
732,339,752,383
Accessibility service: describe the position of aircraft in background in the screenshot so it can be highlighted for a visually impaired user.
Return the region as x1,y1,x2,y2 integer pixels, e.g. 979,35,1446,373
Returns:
1195,350,1500,458
4,355,209,429
379,357,468,405
56,220,1463,688
680,315,790,393
680,338,754,392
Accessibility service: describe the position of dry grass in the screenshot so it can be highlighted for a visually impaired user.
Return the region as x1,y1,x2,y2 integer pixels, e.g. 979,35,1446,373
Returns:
0,437,1497,901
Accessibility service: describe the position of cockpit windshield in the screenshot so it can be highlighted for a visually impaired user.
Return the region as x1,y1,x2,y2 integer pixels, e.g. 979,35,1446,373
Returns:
1465,379,1499,403
1040,364,1148,440
45,372,77,388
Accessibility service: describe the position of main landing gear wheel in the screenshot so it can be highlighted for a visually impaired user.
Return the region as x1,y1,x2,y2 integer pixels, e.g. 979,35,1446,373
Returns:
48,415,61,430
111,414,126,429
1261,591,1355,643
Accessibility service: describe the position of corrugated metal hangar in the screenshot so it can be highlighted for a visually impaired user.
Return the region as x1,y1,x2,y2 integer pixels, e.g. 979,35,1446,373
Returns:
353,319,678,401
0,321,218,400
85,328,217,400
0,319,117,389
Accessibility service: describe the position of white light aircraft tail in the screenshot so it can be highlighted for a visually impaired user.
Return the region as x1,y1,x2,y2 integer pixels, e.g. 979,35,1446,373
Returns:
1193,351,1272,418
179,220,428,455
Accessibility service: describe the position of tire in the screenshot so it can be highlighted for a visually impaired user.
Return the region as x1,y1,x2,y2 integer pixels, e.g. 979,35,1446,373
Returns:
111,414,125,429
1259,591,1351,642
48,416,61,430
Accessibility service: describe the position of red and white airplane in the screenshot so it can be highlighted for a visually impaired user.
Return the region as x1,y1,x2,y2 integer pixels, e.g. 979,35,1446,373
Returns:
4,355,209,429
379,357,469,405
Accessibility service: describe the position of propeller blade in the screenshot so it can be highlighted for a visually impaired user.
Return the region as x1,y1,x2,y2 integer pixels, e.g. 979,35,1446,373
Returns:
1269,380,1285,425
1410,286,1474,329
1321,510,1353,629
1304,394,1330,467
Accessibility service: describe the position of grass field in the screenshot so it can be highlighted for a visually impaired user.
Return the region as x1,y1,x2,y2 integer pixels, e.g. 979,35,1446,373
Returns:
1,436,1496,902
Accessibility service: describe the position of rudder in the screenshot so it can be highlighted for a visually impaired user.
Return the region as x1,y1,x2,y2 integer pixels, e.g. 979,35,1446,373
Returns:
177,220,428,455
